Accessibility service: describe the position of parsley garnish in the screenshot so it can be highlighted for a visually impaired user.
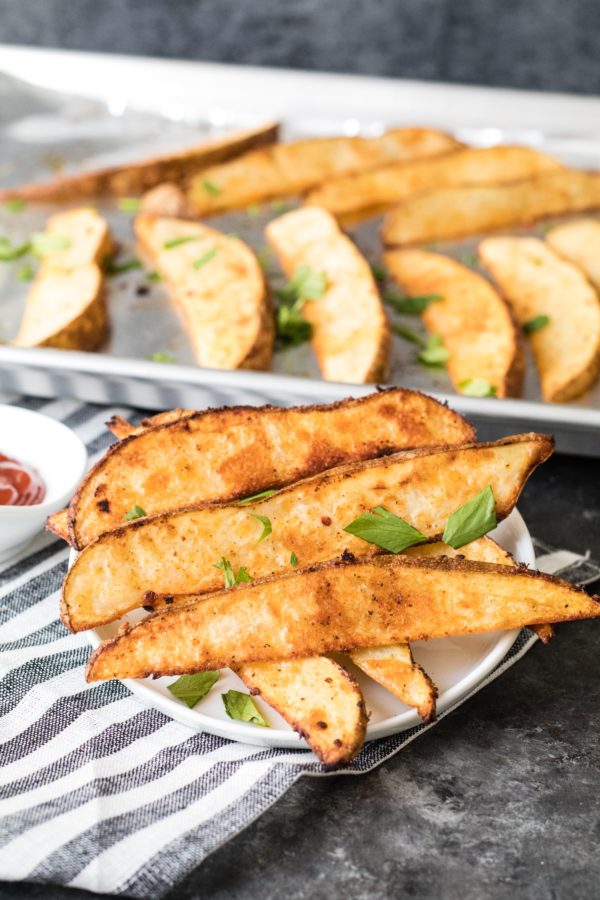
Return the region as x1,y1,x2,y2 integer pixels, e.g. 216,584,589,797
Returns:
4,199,26,213
392,323,425,345
238,489,277,505
257,246,274,273
202,179,222,197
163,235,198,250
290,551,298,566
213,557,252,588
124,504,146,520
384,291,443,315
150,352,176,363
31,233,71,256
459,378,497,397
168,672,219,708
147,270,162,282
16,264,34,282
460,252,478,268
0,238,30,262
193,248,217,269
117,197,141,213
418,334,450,366
371,263,387,283
277,264,327,305
343,506,428,553
442,486,497,549
275,265,326,348
104,256,142,276
276,304,313,347
522,314,551,334
249,513,272,543
222,690,268,727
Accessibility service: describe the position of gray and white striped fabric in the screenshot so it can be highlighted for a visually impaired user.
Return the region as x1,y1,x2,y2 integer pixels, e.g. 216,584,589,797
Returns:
0,396,598,897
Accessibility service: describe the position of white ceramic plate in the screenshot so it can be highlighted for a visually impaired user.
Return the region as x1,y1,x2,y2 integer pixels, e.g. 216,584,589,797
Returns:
85,508,534,751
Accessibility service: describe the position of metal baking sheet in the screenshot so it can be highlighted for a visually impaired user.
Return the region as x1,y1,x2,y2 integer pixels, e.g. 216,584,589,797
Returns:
0,45,600,455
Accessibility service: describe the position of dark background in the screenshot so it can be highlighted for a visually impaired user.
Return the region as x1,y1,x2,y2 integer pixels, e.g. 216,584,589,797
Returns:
1,4,600,899
1,0,600,95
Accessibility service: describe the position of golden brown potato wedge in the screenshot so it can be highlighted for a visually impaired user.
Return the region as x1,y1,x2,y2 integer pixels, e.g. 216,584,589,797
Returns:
384,249,524,398
135,213,273,371
0,123,279,202
66,389,475,550
307,145,563,219
236,657,367,767
266,206,390,383
13,208,113,350
546,219,600,291
479,237,600,402
185,128,461,215
62,433,553,631
86,556,599,681
46,509,70,542
382,171,600,245
349,643,437,723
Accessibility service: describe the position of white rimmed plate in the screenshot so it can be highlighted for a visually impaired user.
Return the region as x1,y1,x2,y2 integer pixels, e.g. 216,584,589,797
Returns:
84,508,534,751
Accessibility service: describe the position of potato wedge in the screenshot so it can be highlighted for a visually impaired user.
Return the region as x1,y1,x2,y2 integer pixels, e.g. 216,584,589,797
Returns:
236,657,367,767
546,219,600,291
184,128,461,215
479,237,600,402
349,643,437,723
62,433,553,631
66,388,475,549
13,208,113,350
382,171,600,245
266,206,390,382
86,556,599,681
384,249,524,398
0,123,279,202
46,509,70,542
307,145,563,219
135,213,273,371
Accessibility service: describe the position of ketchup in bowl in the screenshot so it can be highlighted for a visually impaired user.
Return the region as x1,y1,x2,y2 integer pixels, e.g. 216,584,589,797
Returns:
0,453,46,506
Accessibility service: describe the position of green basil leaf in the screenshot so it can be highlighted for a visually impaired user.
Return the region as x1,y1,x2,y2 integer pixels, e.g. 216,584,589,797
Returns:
124,504,146,521
384,292,443,315
249,513,272,543
168,671,220,708
343,506,428,553
290,551,298,566
104,256,142,275
222,690,268,727
213,557,251,587
202,179,222,197
238,489,277,505
235,566,253,584
31,233,71,256
392,323,425,346
522,314,551,334
418,333,450,366
442,485,497,549
459,378,497,398
193,248,217,269
370,263,387,283
117,197,141,213
5,199,26,213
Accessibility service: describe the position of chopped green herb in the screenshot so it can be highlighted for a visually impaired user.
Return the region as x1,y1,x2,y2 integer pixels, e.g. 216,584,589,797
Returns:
343,505,428,554
16,264,34,281
392,323,425,346
249,513,272,543
275,303,313,347
418,333,450,366
277,264,327,305
442,485,497,549
290,551,298,566
384,291,443,315
238,489,277,505
0,238,30,262
150,352,176,363
235,566,253,584
222,690,268,727
104,256,142,276
213,556,252,588
4,199,26,213
459,377,497,398
522,314,551,334
271,199,292,213
257,246,274,273
193,248,217,269
460,252,478,268
246,203,261,216
371,263,387,283
117,197,141,213
147,270,162,282
31,233,71,256
124,504,146,521
168,671,219,708
163,235,198,250
202,179,222,197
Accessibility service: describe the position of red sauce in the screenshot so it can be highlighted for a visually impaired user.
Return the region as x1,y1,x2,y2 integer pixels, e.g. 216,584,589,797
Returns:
0,453,46,506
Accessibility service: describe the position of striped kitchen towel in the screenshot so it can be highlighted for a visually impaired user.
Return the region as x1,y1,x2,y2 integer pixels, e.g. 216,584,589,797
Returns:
0,396,598,897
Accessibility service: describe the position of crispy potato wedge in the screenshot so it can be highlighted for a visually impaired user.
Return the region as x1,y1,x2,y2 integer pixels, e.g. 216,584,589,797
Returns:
184,128,461,215
0,123,279,202
86,556,599,681
384,249,524,398
135,213,273,371
349,643,437,723
546,219,600,291
382,171,600,246
105,409,194,440
62,433,553,631
236,657,367,767
266,206,390,383
46,509,70,542
13,208,113,350
66,389,475,549
307,145,563,219
479,237,600,402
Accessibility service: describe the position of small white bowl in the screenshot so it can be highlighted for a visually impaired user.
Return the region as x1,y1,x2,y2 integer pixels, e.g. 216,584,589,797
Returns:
0,404,87,562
